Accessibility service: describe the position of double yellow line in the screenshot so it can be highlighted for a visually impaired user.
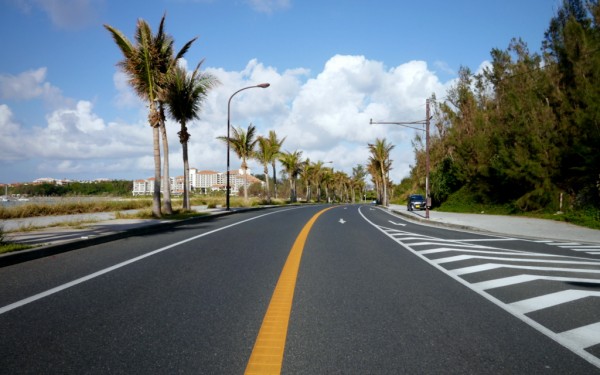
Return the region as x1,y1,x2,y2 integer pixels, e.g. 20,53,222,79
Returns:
245,207,333,375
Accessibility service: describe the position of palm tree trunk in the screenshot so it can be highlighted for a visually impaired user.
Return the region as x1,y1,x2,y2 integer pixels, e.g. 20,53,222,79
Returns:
242,159,249,201
160,118,173,215
263,164,271,203
271,161,277,199
182,140,190,210
152,125,162,218
381,169,387,206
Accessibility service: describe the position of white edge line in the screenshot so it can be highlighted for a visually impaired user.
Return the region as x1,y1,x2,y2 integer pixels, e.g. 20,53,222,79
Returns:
358,206,600,369
0,207,299,315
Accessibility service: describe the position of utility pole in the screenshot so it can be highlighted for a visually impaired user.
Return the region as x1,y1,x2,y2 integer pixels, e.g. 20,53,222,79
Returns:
370,98,431,219
425,98,430,219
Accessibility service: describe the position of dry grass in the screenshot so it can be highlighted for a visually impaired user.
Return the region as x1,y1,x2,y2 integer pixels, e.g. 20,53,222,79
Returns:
0,199,152,220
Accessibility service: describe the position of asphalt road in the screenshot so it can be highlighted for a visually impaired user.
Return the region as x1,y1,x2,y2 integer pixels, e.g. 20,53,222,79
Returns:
0,204,599,374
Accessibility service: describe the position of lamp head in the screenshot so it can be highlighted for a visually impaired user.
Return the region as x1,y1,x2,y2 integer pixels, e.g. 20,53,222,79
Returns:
257,83,270,88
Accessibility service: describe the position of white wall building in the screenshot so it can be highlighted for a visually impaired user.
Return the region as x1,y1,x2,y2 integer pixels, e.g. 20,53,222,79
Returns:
132,168,263,196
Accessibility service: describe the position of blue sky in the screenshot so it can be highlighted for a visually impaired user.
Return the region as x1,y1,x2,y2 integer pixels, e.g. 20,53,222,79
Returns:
0,0,561,184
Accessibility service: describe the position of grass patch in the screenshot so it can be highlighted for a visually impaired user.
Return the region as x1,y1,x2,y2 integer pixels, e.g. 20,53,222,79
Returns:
0,242,34,255
0,199,152,219
0,225,34,254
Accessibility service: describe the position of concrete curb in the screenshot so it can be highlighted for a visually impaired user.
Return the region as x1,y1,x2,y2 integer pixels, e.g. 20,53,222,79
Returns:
388,207,488,233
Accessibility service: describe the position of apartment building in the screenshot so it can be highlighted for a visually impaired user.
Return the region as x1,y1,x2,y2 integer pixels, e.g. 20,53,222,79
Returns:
132,168,263,196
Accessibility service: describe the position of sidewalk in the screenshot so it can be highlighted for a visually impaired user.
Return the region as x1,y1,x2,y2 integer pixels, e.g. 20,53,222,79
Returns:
388,204,600,244
1,206,226,246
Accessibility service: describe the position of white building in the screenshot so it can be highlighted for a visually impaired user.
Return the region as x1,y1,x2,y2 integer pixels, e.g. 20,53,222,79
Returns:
132,168,263,196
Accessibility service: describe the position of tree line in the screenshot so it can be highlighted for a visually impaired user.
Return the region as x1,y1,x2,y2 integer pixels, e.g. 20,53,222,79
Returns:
408,0,600,213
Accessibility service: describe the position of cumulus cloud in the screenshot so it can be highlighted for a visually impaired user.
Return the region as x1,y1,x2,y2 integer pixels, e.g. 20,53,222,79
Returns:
246,0,291,14
0,105,30,161
1,55,455,182
0,67,73,109
10,0,104,29
185,55,451,182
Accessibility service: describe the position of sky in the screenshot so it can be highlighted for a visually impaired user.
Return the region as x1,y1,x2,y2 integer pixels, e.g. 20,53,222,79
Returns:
0,0,562,185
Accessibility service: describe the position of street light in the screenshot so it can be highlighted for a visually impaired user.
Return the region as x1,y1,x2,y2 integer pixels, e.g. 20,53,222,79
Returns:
370,99,431,219
226,83,270,211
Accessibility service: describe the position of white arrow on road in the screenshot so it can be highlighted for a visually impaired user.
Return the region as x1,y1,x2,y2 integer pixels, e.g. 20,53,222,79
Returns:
339,218,346,224
388,220,406,226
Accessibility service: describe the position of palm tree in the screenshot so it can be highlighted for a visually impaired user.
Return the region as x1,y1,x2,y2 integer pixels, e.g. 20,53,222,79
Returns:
367,138,394,206
310,160,324,202
279,150,304,202
105,15,195,217
218,124,258,201
321,167,334,203
367,158,382,203
300,159,314,201
267,130,286,199
254,136,279,203
352,164,367,202
165,61,219,210
152,18,196,215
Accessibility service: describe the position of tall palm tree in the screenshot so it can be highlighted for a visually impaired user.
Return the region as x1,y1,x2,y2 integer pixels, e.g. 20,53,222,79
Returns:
267,130,286,199
105,15,195,217
279,150,304,202
367,158,382,203
153,18,196,215
321,167,334,203
254,136,278,203
300,159,314,201
352,164,367,202
218,124,258,201
367,138,394,206
165,61,219,210
311,160,324,202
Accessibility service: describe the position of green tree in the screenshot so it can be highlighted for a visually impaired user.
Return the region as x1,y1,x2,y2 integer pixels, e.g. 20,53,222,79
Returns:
218,124,258,201
367,138,394,206
254,135,279,203
105,15,195,217
165,61,219,210
279,150,304,202
267,130,286,199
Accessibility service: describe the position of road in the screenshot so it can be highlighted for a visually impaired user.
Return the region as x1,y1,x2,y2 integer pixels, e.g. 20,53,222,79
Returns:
1,204,599,374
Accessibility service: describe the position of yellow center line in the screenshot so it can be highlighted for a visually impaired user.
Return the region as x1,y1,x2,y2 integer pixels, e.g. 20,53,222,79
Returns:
245,207,334,375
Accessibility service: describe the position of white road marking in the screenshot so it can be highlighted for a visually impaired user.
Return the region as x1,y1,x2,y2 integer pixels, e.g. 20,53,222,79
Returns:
452,263,600,276
509,290,600,314
560,322,600,350
434,254,600,266
472,275,600,290
339,218,346,224
388,220,406,226
0,208,298,316
358,206,600,368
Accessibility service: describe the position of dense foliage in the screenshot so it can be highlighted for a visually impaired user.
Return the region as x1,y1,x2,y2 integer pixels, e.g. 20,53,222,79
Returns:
11,181,133,196
410,0,600,213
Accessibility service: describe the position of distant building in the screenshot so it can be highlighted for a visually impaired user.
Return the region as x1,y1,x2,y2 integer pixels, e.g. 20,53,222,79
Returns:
132,168,263,196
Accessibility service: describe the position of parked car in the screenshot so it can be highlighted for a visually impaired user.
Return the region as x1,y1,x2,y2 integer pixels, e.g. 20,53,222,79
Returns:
407,194,426,211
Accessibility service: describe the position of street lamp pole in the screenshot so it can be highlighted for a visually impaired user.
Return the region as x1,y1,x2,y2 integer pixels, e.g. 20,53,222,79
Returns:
226,83,270,211
370,99,431,219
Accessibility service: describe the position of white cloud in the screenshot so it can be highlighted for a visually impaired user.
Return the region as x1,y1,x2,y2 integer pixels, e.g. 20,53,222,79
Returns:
246,0,291,14
0,67,73,110
112,71,142,109
1,55,455,182
11,0,103,29
0,104,31,161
